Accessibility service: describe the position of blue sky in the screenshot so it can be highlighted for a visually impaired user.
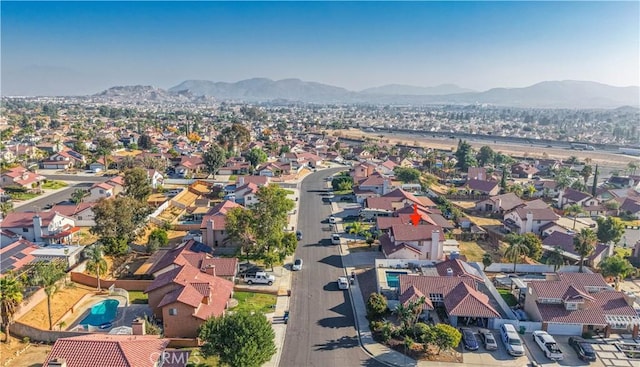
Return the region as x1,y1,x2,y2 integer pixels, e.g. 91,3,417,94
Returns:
1,1,639,96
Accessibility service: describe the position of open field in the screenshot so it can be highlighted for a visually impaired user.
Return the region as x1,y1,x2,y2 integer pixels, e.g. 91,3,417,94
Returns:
459,240,506,262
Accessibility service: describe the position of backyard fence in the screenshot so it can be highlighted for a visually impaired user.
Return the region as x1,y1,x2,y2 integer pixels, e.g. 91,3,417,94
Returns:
70,272,152,291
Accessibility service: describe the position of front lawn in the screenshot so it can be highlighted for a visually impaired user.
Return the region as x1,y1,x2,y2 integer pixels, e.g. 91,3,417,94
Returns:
186,348,219,367
128,291,148,304
9,192,40,201
498,289,518,307
41,180,68,189
232,291,277,314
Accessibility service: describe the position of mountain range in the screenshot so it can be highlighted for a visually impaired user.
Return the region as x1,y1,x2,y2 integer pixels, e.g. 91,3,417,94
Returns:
95,79,639,109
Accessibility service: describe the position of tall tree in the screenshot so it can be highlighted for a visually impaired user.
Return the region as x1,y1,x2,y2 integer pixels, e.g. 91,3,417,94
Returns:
0,274,23,343
580,165,593,185
574,228,597,273
95,137,115,170
476,146,495,167
393,166,421,183
454,140,476,172
202,144,227,178
596,216,625,245
32,260,66,330
565,204,585,230
91,196,148,255
546,247,565,272
504,234,529,273
244,147,268,169
521,232,543,261
70,188,86,205
591,164,599,196
124,167,152,202
599,255,635,290
137,133,153,150
199,312,276,367
86,245,108,291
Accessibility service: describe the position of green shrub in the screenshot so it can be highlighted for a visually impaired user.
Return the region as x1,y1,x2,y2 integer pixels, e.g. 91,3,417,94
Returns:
582,331,594,339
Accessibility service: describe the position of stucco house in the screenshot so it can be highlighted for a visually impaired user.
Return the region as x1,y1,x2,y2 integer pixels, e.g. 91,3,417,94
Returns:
0,211,78,246
379,224,444,260
503,200,559,235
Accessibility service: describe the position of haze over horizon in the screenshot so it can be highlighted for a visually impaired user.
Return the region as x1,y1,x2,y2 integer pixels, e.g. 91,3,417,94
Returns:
1,1,639,96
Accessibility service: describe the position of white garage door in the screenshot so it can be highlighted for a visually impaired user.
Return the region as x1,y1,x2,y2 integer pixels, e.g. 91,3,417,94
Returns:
546,323,583,335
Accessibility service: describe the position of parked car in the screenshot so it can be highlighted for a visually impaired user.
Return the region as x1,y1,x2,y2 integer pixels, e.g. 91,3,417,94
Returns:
292,258,303,271
460,328,479,351
331,234,341,245
296,230,303,241
329,215,337,224
244,271,275,286
568,337,597,362
533,331,564,361
337,276,349,290
478,329,498,351
500,323,525,357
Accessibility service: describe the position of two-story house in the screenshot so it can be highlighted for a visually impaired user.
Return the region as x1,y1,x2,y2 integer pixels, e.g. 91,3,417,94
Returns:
379,223,444,260
144,263,234,338
523,272,639,337
557,188,599,210
0,211,78,246
475,192,524,214
200,200,243,248
503,200,559,235
40,149,86,170
0,166,45,189
87,182,115,202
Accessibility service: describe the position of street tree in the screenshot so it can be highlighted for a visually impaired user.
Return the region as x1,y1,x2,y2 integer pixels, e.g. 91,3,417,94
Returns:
124,167,152,202
202,144,227,178
0,274,23,343
86,245,108,291
70,188,86,205
596,216,625,245
199,312,276,367
574,228,597,272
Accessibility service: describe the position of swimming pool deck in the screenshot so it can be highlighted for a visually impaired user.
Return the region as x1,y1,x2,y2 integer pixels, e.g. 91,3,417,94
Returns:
61,293,151,333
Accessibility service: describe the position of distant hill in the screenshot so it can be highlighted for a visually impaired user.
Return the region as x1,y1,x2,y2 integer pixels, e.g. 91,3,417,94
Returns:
95,79,639,109
360,83,475,95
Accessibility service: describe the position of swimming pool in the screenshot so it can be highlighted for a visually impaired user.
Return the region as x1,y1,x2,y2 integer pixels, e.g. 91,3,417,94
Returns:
79,299,119,327
385,271,408,288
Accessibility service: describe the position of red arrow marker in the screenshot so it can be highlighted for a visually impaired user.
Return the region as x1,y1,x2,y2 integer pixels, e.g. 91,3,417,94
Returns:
410,204,420,226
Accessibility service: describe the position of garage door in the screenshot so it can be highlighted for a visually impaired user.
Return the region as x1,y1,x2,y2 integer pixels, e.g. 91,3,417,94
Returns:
546,323,582,335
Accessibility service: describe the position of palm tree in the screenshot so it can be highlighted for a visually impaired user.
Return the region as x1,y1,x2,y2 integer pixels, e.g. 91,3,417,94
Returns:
504,234,529,273
565,204,585,230
546,247,565,272
70,188,85,205
348,221,365,239
0,274,23,343
627,161,638,176
86,245,108,291
574,228,597,273
524,184,537,198
32,260,66,330
482,253,493,271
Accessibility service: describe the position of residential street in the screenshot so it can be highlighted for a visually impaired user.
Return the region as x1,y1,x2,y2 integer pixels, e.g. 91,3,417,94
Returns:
279,168,385,367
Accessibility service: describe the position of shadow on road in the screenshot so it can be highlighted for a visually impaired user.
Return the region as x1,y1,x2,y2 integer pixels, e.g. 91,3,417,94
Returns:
319,254,344,268
313,335,360,351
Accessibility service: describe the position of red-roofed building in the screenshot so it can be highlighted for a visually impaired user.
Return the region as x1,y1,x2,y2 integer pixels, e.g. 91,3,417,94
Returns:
0,211,77,246
0,166,45,189
144,263,234,338
0,238,38,276
379,224,444,260
87,182,115,202
524,272,640,336
200,200,243,248
43,334,170,367
399,275,500,327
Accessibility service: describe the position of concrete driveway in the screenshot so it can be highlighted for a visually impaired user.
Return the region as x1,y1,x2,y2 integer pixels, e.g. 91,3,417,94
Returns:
462,330,530,367
523,334,604,367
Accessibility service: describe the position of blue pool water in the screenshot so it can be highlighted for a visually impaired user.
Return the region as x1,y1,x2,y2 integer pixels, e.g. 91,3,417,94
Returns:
386,271,408,288
80,299,119,326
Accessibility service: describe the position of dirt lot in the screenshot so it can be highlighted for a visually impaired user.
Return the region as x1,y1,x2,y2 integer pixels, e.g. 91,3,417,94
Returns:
459,240,506,263
0,337,51,367
334,129,639,171
17,284,95,330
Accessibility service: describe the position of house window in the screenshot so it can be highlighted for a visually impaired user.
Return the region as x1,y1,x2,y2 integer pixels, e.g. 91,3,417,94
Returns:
22,228,29,233
99,190,104,194
428,293,444,302
168,308,178,316
565,302,578,310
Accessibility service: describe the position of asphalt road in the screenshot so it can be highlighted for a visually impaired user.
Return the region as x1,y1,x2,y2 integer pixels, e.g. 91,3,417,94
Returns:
279,168,384,367
13,183,94,212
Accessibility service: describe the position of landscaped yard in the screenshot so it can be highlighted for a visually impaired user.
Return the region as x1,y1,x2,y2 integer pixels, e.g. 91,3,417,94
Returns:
41,180,68,190
498,289,518,307
232,291,277,314
9,192,40,201
128,290,148,304
186,348,220,367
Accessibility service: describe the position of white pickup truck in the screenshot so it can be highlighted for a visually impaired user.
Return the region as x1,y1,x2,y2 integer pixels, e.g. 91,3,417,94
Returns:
244,272,275,286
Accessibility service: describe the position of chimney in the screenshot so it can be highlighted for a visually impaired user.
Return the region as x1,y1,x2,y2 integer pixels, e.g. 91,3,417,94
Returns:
557,189,564,209
47,358,67,367
205,264,216,277
132,318,146,335
525,211,533,233
206,219,214,247
202,290,211,305
33,215,43,242
238,176,245,185
446,268,454,277
496,198,502,212
430,230,441,260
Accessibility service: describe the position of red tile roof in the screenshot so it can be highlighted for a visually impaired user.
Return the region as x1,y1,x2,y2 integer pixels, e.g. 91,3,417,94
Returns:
435,258,483,282
399,285,432,310
536,291,636,325
43,334,170,367
391,224,441,242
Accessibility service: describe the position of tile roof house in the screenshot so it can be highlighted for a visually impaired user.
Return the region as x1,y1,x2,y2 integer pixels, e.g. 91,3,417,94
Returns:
0,166,45,189
87,182,115,202
40,148,86,170
379,224,444,260
503,200,559,235
200,200,243,248
467,167,488,181
356,173,392,197
0,211,78,246
144,263,234,338
542,231,613,268
399,274,500,327
511,163,539,179
43,334,171,367
620,197,640,219
523,272,639,337
465,179,500,196
557,188,599,210
475,193,524,214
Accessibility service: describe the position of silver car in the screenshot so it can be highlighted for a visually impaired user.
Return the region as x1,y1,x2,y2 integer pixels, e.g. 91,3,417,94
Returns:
479,329,498,351
292,258,303,271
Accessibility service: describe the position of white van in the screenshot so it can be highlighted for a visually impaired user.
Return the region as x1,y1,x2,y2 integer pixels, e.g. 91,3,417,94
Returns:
500,323,525,357
331,234,341,245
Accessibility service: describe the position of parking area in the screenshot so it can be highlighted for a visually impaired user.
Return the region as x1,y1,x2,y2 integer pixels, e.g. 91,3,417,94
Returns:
461,329,530,366
523,334,603,367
